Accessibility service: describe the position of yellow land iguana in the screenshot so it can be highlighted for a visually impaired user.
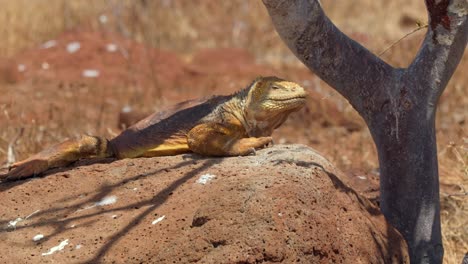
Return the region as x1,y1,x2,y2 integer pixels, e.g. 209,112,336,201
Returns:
1,76,307,181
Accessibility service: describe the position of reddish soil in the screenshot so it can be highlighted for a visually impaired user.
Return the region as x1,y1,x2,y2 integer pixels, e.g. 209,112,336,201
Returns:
0,29,419,263
4,30,185,89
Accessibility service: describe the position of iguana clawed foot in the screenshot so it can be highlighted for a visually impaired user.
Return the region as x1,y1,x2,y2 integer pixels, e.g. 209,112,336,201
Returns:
1,159,49,182
247,137,275,155
237,136,273,156
236,137,273,156
187,123,273,156
1,135,111,182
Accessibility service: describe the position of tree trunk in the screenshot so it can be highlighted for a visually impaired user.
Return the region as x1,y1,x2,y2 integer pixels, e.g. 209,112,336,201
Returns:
369,90,443,262
262,0,467,263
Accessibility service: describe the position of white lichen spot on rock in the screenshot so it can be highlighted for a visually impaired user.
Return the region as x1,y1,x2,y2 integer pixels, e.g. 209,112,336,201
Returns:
152,215,166,225
33,234,44,241
95,196,117,206
7,218,23,228
7,210,40,229
77,195,117,212
42,239,69,256
66,42,81,53
196,174,216,184
82,69,100,78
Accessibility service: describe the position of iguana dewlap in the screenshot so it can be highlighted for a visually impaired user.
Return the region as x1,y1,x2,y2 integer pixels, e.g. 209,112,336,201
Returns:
2,76,307,181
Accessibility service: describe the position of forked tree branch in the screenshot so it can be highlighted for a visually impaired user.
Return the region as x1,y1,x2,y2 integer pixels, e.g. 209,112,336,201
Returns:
262,0,395,119
263,0,466,263
409,0,467,108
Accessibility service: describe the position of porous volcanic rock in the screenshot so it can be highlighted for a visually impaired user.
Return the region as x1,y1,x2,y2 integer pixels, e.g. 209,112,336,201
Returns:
0,144,408,263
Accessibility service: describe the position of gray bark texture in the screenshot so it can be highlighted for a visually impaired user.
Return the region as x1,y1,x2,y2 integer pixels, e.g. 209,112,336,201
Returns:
262,0,467,263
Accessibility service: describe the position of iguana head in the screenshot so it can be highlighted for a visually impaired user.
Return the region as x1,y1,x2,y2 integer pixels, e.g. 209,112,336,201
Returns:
243,76,307,136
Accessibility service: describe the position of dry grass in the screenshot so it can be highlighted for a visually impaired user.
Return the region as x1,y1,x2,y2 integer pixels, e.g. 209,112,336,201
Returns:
0,0,291,63
0,0,466,262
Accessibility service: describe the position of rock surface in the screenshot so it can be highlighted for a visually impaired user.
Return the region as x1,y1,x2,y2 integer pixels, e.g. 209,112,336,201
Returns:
0,144,408,263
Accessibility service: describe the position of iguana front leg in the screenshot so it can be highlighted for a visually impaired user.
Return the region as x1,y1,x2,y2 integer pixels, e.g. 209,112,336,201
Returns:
187,123,272,156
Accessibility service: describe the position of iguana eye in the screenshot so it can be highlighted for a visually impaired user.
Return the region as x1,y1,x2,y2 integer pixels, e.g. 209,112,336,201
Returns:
271,85,280,90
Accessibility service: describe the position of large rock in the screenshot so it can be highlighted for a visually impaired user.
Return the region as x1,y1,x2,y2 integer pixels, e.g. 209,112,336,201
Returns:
0,145,408,263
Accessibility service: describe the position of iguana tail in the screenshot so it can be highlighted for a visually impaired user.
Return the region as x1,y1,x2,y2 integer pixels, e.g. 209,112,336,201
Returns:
1,135,114,182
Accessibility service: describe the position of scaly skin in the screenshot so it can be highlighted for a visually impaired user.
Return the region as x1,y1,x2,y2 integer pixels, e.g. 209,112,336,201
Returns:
1,76,307,181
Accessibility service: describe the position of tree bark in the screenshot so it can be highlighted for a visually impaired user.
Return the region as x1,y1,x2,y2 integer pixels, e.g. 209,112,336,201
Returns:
262,0,467,263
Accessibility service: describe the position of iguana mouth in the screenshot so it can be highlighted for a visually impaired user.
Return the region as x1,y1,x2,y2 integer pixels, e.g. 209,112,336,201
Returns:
267,96,307,102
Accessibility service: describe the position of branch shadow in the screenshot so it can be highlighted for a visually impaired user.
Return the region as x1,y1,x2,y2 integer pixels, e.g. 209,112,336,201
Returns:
0,154,222,263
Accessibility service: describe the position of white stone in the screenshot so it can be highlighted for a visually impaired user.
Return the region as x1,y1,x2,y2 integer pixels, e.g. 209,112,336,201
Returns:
106,43,118,52
82,69,100,78
41,62,50,70
33,234,44,241
99,14,108,24
66,42,81,53
17,64,26,72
